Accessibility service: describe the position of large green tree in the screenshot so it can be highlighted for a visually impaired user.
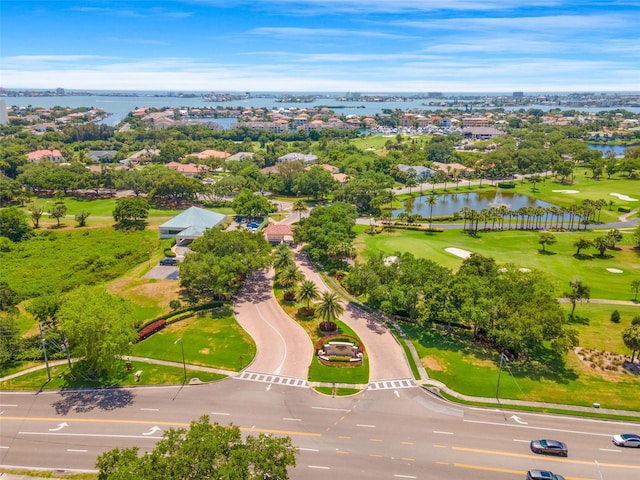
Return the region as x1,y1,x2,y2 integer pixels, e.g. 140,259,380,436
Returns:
180,229,272,302
0,207,33,242
57,286,137,376
95,415,297,480
113,197,150,225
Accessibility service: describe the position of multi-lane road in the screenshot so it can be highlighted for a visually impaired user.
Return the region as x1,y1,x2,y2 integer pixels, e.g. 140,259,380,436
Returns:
1,379,639,479
2,238,639,479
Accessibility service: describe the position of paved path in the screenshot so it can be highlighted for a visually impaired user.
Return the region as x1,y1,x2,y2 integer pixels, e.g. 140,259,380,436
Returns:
294,250,413,382
233,268,313,378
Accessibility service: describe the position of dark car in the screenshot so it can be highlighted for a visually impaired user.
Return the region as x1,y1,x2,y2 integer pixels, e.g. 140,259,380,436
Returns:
159,257,178,266
612,433,640,447
530,439,568,457
526,470,566,480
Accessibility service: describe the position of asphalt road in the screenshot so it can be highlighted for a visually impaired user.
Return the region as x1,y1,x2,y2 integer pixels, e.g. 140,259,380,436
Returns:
2,203,639,478
2,380,639,480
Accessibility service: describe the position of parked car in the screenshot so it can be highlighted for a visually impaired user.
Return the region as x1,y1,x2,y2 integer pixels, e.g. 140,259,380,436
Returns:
612,433,640,447
159,257,178,266
526,470,565,480
530,439,568,456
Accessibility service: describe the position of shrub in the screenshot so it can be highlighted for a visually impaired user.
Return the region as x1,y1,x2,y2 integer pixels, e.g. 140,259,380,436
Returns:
618,206,631,213
137,319,167,342
610,309,621,323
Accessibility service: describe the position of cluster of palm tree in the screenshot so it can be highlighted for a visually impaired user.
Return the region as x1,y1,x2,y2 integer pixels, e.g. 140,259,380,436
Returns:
457,198,608,233
271,244,345,332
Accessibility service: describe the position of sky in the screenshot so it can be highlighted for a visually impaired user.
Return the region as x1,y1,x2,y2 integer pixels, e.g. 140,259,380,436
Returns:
1,0,640,93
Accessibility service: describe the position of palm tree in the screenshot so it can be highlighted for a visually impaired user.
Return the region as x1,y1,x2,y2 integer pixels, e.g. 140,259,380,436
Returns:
427,193,437,229
316,291,345,332
297,280,320,314
272,243,294,272
277,264,303,301
293,199,308,220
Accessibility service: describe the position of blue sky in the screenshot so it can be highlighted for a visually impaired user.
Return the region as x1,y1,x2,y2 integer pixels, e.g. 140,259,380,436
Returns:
1,0,639,93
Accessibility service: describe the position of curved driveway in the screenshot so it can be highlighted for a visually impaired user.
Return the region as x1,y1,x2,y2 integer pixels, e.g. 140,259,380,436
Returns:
233,268,313,378
294,250,412,382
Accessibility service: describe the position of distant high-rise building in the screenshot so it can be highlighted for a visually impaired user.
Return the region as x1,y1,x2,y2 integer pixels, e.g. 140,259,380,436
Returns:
0,99,8,125
56,87,65,95
428,92,443,98
513,91,524,98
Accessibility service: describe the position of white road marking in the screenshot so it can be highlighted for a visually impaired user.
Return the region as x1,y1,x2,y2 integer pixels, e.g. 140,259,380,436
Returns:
514,439,530,443
48,422,68,432
308,465,330,469
510,415,528,425
394,390,400,397
19,432,162,439
464,419,613,437
312,406,351,412
0,404,18,407
283,417,301,421
140,408,159,411
67,449,88,453
0,446,9,449
600,448,622,452
394,475,417,479
211,412,230,416
433,431,454,435
266,384,272,391
356,424,376,428
142,426,162,436
299,447,319,452
253,303,287,375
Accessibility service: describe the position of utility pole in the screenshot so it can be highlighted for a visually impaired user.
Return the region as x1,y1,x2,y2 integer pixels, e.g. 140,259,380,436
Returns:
38,322,51,382
174,338,186,384
495,353,509,402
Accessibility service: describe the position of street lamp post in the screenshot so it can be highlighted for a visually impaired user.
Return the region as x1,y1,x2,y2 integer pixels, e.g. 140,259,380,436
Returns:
495,353,509,401
174,338,186,384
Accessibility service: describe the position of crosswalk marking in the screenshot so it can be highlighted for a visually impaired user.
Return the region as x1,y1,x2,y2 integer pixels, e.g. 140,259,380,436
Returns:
234,371,309,388
367,379,416,390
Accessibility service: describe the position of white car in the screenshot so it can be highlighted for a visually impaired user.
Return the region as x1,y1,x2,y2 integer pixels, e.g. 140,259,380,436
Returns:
612,433,640,448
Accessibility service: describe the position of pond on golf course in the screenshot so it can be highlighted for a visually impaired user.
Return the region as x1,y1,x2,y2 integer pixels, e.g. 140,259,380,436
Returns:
392,189,558,218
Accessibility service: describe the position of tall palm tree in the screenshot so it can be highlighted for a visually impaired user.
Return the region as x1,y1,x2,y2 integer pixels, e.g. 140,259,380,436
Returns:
427,193,437,229
316,291,345,330
293,199,308,220
277,264,303,291
297,280,320,312
272,243,294,272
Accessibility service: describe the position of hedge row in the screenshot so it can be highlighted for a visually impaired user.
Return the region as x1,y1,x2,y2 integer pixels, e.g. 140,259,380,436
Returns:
135,301,225,340
137,319,167,342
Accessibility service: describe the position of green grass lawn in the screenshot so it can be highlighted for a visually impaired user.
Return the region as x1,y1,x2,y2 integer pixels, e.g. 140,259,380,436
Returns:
0,360,224,390
132,307,255,372
0,228,159,298
356,227,640,300
406,325,640,410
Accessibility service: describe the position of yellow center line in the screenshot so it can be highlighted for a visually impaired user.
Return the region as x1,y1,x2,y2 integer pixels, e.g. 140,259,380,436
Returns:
336,450,350,455
339,435,351,440
401,457,415,462
400,441,414,445
454,464,596,480
452,446,640,470
369,438,383,442
369,454,384,458
0,416,321,438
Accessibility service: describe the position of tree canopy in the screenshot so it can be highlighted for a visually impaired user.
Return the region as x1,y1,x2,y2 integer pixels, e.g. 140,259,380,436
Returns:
57,286,137,376
180,228,272,302
96,415,297,480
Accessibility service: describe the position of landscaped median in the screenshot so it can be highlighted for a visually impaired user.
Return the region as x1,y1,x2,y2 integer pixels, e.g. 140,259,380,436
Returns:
0,305,252,390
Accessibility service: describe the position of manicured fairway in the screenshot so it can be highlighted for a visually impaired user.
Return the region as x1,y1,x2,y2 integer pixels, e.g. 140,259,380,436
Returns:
356,227,640,301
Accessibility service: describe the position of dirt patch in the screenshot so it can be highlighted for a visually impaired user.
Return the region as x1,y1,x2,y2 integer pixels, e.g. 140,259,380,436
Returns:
574,347,640,376
199,348,210,355
469,357,495,368
422,356,444,371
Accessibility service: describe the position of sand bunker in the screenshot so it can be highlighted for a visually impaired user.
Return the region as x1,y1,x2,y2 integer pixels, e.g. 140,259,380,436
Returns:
383,255,398,266
606,268,623,273
610,193,638,202
445,247,472,259
552,189,579,194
